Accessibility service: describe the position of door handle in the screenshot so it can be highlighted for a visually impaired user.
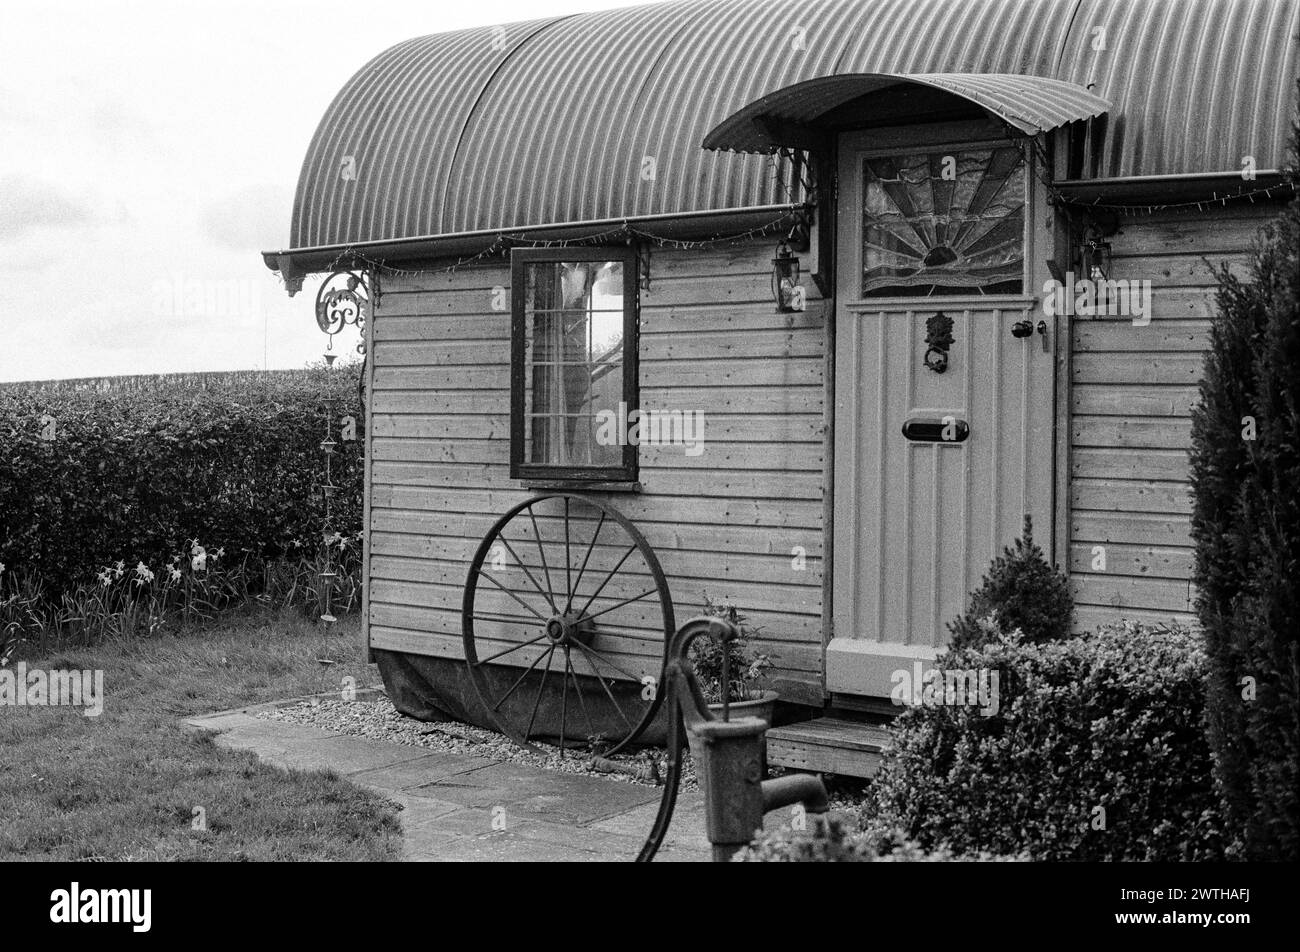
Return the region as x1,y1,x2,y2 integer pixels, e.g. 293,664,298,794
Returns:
1036,319,1050,353
1010,320,1033,338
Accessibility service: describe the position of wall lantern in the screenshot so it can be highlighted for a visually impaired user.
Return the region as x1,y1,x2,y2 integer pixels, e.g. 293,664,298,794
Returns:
772,240,803,312
1083,234,1112,282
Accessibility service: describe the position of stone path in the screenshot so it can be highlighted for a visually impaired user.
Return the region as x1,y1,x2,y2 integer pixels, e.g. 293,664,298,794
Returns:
185,700,714,862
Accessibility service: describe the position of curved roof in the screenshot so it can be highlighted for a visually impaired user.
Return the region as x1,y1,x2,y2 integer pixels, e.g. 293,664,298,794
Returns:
703,73,1113,150
283,0,1298,254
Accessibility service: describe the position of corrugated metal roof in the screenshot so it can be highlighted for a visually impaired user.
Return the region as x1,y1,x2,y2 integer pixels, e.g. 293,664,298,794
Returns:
704,73,1112,151
283,0,1298,253
1055,0,1300,180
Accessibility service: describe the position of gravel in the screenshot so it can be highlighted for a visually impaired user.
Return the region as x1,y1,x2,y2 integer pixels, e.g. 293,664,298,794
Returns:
258,695,697,791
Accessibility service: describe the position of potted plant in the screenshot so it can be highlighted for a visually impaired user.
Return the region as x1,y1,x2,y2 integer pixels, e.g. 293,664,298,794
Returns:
685,596,778,768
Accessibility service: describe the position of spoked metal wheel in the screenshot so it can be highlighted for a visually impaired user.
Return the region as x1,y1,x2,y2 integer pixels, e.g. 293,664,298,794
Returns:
461,493,674,756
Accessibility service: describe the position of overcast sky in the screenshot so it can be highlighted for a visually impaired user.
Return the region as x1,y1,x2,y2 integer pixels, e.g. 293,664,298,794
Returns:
0,0,655,382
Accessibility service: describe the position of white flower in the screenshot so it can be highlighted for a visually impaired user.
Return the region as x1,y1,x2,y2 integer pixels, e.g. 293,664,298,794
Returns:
214,547,225,559
114,560,125,578
169,566,182,582
0,561,5,576
134,561,155,583
191,553,206,572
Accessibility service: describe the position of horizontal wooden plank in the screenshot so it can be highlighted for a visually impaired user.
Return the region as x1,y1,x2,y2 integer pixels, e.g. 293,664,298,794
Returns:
1068,542,1194,580
1071,385,1198,417
369,386,823,416
1108,209,1276,256
373,366,508,391
376,329,824,366
767,718,893,751
369,436,823,471
369,555,822,623
369,491,825,531
370,533,822,587
371,460,824,500
374,312,508,336
374,305,828,339
1102,252,1249,288
1073,353,1205,385
368,605,824,673
1071,574,1196,614
1064,286,1222,323
367,615,658,681
1072,416,1193,450
1070,478,1192,514
640,303,826,335
371,412,823,444
381,264,510,294
1072,320,1211,353
1071,447,1190,482
369,572,821,639
1072,605,1198,634
767,738,882,778
645,327,823,360
371,389,509,415
1071,511,1192,547
369,509,823,567
372,357,825,392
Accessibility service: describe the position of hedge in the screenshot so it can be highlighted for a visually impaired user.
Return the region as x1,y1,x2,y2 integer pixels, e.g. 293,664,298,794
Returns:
862,621,1227,861
0,363,364,595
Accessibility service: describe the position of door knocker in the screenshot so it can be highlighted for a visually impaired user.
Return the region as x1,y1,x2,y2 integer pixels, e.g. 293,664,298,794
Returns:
923,311,954,374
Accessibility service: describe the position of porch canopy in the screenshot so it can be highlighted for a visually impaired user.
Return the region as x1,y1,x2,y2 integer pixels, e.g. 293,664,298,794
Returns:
702,73,1112,154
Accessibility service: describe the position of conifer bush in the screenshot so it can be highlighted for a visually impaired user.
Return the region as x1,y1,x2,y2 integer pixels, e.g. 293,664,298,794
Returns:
1189,110,1300,860
946,515,1073,651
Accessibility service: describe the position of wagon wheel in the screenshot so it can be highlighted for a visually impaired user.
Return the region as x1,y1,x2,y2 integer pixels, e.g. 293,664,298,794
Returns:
462,493,674,757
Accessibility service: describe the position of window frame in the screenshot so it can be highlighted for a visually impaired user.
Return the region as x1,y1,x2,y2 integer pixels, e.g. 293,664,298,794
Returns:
509,245,640,484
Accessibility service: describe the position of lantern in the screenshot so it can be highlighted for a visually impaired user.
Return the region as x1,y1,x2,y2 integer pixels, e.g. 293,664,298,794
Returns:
1083,236,1112,282
771,241,803,312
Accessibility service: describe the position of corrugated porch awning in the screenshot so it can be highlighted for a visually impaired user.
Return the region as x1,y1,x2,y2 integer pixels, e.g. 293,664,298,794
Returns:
703,73,1112,153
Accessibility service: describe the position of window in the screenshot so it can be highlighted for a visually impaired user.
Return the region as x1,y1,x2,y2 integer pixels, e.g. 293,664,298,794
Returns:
861,145,1026,297
510,247,639,482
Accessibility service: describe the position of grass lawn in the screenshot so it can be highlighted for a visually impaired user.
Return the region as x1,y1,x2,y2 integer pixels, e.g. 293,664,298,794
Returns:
0,611,402,861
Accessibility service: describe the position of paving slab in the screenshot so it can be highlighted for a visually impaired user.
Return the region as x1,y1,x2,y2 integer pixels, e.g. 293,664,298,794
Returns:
348,751,494,790
186,701,716,862
407,760,662,823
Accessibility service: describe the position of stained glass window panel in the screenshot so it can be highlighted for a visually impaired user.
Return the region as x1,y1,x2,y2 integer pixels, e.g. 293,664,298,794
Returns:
861,146,1026,297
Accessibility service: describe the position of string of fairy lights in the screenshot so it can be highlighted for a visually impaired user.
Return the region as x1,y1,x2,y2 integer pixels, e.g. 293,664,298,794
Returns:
315,208,809,286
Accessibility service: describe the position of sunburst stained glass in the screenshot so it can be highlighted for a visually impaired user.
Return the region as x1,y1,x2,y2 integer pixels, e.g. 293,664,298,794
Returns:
861,147,1026,297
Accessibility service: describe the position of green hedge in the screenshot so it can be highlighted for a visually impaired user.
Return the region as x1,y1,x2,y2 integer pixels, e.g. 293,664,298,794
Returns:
862,621,1227,861
735,815,1019,862
1189,122,1300,859
0,364,364,594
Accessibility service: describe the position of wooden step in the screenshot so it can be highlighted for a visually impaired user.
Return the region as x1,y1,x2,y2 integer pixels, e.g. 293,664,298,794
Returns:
767,717,893,779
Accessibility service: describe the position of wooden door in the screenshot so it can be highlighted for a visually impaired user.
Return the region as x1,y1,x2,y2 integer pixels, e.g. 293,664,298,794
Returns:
828,124,1056,698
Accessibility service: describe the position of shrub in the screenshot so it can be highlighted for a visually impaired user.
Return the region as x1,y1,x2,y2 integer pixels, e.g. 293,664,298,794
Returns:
688,594,773,703
862,621,1227,861
733,814,1016,862
946,514,1073,651
0,364,363,597
1189,110,1300,860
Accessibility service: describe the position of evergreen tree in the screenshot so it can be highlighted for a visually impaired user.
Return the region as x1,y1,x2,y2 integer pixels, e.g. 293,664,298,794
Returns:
1190,103,1300,860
